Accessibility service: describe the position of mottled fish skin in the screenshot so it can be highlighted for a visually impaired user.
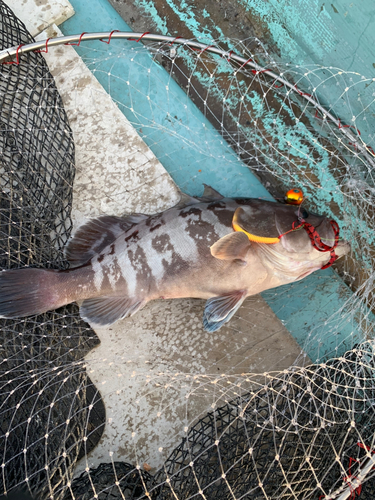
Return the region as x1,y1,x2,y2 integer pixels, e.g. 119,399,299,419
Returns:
89,199,243,301
0,189,351,330
77,198,347,301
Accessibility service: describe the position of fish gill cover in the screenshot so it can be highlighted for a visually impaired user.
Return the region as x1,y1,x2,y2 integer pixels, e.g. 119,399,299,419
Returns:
1,1,375,499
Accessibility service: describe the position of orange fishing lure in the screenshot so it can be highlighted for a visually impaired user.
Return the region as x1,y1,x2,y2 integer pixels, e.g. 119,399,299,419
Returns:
284,188,304,205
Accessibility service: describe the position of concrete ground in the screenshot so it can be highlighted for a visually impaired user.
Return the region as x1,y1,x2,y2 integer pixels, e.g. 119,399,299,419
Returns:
6,0,309,473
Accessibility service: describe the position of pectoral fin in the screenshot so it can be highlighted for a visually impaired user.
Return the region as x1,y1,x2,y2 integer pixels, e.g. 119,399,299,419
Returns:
203,290,247,332
80,296,146,326
210,232,251,262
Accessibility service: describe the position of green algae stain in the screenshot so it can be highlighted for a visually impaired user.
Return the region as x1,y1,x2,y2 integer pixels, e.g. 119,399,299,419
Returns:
134,0,169,34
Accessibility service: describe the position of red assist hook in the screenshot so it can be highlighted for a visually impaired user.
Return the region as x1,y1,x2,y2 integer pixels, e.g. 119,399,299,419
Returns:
299,219,340,269
284,188,340,269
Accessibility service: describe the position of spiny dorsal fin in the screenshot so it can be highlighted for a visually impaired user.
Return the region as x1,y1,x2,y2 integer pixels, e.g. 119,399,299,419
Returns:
175,192,200,209
201,184,224,201
65,214,148,267
203,290,247,332
80,296,146,326
210,232,251,263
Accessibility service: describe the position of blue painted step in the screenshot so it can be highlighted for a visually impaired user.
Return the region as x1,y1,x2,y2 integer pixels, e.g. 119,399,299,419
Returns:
61,0,368,362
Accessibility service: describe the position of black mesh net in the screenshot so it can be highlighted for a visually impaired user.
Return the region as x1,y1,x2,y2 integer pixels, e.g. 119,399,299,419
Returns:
0,3,104,499
155,343,375,500
64,462,154,500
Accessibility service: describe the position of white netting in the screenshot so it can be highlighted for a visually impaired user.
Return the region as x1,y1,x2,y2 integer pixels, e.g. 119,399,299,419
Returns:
1,4,375,500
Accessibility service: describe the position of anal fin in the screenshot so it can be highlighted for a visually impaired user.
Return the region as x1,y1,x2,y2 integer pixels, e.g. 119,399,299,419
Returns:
80,296,146,326
203,290,247,332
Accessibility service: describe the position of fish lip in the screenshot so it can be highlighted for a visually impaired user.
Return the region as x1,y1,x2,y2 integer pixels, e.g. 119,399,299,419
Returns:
335,240,351,257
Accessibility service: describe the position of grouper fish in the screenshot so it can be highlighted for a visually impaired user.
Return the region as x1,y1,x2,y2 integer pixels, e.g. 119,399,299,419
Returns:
0,185,350,332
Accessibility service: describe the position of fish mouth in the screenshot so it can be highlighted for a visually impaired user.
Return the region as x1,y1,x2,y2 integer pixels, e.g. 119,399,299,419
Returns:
335,240,351,258
312,220,351,259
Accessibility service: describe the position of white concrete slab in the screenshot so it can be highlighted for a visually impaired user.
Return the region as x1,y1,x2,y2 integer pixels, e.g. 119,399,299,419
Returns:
5,0,74,37
36,24,180,227
34,24,309,473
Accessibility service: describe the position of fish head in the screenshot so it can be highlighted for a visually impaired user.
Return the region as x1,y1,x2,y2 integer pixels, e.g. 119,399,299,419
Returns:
275,207,350,261
234,202,350,278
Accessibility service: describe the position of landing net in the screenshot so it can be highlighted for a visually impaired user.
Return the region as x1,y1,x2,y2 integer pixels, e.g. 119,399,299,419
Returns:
1,2,375,499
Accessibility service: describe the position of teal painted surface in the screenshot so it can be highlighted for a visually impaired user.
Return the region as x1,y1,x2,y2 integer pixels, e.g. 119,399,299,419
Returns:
60,0,370,362
61,0,271,199
262,270,365,363
236,0,375,146
239,0,374,69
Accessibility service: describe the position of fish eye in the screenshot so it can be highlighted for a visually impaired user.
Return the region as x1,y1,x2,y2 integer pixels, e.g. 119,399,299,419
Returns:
295,208,309,218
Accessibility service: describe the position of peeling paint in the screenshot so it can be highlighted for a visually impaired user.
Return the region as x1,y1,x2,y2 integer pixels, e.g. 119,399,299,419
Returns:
238,0,337,61
135,0,169,34
163,0,227,43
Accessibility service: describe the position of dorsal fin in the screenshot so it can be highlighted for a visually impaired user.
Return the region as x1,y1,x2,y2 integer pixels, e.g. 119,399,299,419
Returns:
201,184,224,201
174,192,200,209
65,214,148,267
174,185,223,208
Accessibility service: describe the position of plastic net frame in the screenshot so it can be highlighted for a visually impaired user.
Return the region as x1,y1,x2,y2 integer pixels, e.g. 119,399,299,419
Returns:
1,3,375,500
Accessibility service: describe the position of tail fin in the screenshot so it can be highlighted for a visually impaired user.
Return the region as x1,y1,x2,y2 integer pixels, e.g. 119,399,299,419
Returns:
0,268,62,318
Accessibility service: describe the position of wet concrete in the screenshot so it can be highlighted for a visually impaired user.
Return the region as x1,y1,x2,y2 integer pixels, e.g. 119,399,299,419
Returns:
6,0,74,36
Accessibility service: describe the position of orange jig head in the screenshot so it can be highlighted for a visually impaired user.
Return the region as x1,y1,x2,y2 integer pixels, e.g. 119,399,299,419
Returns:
285,188,304,205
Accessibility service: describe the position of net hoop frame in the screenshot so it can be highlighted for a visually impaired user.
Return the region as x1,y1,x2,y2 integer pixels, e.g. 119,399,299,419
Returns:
1,30,374,170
